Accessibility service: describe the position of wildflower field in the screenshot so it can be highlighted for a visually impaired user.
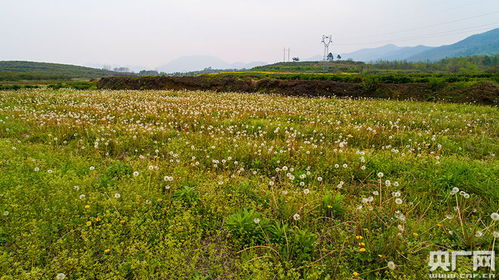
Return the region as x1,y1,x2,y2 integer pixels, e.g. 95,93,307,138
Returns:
0,89,497,279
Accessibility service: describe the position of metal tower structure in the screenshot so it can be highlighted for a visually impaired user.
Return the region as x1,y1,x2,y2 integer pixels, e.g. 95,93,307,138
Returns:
321,35,333,61
283,48,291,62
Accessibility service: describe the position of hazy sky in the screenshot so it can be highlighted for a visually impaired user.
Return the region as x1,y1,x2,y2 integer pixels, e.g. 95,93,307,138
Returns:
1,0,498,69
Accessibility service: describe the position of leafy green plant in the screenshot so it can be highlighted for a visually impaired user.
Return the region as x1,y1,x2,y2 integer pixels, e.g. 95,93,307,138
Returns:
321,192,345,219
226,209,268,245
173,186,199,206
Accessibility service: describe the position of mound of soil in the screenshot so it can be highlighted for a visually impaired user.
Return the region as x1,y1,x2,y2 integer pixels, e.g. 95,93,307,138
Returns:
97,76,498,105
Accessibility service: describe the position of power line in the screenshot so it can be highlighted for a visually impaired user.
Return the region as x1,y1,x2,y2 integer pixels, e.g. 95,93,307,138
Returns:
336,23,498,47
343,10,499,39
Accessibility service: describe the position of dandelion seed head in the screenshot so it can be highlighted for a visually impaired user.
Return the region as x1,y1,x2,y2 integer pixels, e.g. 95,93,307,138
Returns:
491,212,499,221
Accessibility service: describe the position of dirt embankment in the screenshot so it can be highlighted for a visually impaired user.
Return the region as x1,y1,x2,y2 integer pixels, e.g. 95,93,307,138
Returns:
97,76,499,105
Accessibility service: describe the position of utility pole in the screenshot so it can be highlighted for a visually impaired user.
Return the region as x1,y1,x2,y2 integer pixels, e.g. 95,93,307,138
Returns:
321,35,333,61
288,48,290,63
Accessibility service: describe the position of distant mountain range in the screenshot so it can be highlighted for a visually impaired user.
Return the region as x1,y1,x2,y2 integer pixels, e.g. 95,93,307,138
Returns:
340,28,499,62
156,55,266,73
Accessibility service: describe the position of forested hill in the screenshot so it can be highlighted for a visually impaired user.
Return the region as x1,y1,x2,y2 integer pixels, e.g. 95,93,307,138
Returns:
0,61,123,80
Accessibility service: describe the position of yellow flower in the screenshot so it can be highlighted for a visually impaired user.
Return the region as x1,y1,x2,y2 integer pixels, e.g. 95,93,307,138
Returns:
355,235,363,239
359,242,365,246
104,249,111,253
413,232,419,237
327,205,332,208
359,248,366,252
84,205,90,209
353,272,360,277
86,221,92,226
120,219,126,224
378,254,384,258
95,217,101,222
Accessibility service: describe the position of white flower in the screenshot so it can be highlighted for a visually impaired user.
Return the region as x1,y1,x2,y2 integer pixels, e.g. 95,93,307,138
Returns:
463,193,470,199
79,194,86,199
282,190,288,195
114,193,121,199
491,212,499,221
392,191,401,198
317,177,323,182
303,189,310,195
47,169,53,174
450,187,459,195
164,185,171,190
89,166,95,171
493,231,499,238
293,213,301,221
34,167,40,172
393,181,399,187
73,185,80,191
253,218,260,224
133,171,139,177
361,165,366,170
377,172,384,178
372,191,379,196
269,181,275,186
385,180,391,186
387,261,396,270
282,166,288,171
397,224,405,232
445,214,454,220
56,273,66,280
3,211,9,216
395,198,403,205
475,231,483,238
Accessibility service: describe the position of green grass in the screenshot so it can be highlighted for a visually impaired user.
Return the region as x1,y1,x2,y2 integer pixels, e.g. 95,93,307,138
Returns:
0,89,497,279
205,71,499,84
